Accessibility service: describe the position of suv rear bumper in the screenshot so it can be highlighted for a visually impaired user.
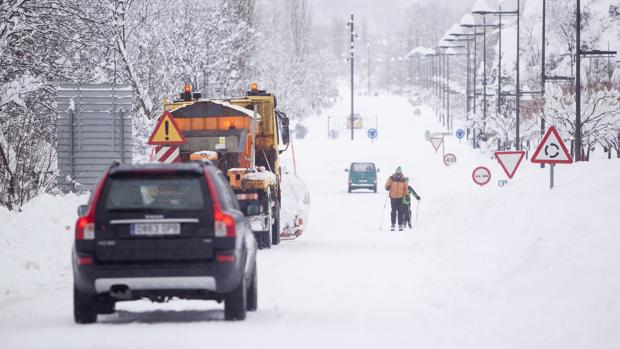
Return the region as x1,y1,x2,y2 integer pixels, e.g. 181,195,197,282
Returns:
94,276,216,293
73,249,244,296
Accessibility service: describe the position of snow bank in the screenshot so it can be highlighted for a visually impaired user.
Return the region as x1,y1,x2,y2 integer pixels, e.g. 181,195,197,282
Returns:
280,171,311,237
242,170,276,182
0,193,87,299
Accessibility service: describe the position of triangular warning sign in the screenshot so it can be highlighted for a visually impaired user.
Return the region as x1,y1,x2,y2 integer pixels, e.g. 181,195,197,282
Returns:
148,111,186,146
495,151,525,179
429,137,443,152
531,126,573,164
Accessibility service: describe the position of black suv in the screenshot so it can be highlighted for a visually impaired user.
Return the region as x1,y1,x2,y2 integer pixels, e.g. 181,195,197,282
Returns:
72,161,257,323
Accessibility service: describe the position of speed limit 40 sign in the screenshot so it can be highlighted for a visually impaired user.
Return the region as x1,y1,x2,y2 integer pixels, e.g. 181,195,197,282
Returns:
443,153,457,167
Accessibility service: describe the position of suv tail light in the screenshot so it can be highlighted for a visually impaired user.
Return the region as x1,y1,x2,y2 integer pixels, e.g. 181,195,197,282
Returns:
214,211,235,238
75,168,109,241
76,216,95,240
204,170,236,238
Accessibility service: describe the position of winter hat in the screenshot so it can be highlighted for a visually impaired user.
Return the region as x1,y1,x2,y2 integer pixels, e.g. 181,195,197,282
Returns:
395,166,402,174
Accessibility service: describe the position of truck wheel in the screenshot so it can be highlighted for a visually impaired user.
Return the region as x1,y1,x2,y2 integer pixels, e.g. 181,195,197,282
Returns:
224,274,247,321
246,262,258,312
74,285,97,324
348,185,352,193
271,215,281,246
373,185,377,193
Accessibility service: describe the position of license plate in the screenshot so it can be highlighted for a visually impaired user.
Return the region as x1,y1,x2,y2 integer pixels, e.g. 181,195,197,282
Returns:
358,180,367,183
131,223,180,236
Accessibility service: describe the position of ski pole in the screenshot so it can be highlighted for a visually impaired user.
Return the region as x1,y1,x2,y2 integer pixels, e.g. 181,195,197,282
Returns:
415,200,420,226
379,193,389,230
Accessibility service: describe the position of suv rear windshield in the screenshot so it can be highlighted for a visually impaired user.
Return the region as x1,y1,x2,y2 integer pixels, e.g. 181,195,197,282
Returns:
351,163,375,172
104,176,207,210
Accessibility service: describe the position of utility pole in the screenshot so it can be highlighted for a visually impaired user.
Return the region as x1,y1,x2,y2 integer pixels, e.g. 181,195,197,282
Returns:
498,7,502,114
541,0,546,168
367,43,371,95
575,0,582,161
483,17,487,134
348,14,356,141
515,0,521,151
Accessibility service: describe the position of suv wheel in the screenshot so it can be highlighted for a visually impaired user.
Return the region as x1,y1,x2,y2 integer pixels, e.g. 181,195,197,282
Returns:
373,185,377,193
246,262,258,312
224,274,247,321
74,285,97,324
348,185,352,193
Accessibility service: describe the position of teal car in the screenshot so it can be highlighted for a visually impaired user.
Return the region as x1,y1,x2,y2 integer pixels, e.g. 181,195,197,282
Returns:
345,162,379,193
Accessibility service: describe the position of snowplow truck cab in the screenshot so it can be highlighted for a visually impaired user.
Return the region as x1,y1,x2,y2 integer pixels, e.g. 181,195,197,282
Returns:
163,84,291,249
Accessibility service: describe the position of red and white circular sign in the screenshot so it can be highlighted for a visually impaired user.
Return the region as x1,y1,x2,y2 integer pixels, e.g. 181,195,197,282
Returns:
443,153,457,167
472,166,491,186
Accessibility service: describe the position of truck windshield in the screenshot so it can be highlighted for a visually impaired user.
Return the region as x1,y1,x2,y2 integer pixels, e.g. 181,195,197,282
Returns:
183,134,241,153
104,177,207,210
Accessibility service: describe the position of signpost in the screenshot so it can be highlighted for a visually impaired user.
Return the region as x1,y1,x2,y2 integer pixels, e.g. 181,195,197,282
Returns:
367,128,378,143
425,130,431,141
148,111,186,164
495,151,526,179
429,136,444,153
154,146,181,163
472,166,492,186
531,126,573,189
329,129,339,140
148,111,186,145
443,153,457,167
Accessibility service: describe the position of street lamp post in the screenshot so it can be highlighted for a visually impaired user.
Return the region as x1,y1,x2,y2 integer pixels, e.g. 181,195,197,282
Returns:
468,21,501,144
367,43,371,96
438,45,466,132
474,3,520,149
347,15,357,141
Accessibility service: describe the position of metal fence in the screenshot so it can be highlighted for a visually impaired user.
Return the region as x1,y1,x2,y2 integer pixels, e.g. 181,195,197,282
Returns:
56,84,133,192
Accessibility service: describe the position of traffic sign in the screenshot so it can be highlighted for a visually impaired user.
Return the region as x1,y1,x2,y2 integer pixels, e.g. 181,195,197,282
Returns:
443,153,457,167
495,151,525,179
329,129,339,140
531,126,573,164
148,111,186,145
154,146,181,163
367,128,378,139
429,136,443,153
455,129,465,139
472,166,491,186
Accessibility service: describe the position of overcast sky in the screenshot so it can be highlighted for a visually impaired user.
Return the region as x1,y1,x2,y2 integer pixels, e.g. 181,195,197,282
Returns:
312,0,477,33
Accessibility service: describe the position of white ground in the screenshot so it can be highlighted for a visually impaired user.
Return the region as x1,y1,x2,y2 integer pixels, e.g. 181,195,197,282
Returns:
1,94,619,348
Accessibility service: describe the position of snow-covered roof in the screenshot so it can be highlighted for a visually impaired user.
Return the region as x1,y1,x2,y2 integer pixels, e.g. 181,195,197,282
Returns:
212,100,262,120
460,14,476,27
448,23,464,36
472,0,493,13
406,47,435,58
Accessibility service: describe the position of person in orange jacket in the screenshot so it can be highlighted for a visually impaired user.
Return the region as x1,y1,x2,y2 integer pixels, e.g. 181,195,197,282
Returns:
384,166,408,231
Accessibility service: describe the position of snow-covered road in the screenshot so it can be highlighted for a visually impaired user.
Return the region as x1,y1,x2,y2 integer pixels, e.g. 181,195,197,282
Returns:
1,95,619,349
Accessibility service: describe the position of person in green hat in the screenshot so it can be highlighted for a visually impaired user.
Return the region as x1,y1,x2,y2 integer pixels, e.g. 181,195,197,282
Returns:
402,184,421,228
384,166,408,231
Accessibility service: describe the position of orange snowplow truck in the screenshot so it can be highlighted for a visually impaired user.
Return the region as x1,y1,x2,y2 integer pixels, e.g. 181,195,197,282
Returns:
163,83,291,249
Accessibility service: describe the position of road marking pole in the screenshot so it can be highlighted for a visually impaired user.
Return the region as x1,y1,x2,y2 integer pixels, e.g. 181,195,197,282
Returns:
550,164,555,189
